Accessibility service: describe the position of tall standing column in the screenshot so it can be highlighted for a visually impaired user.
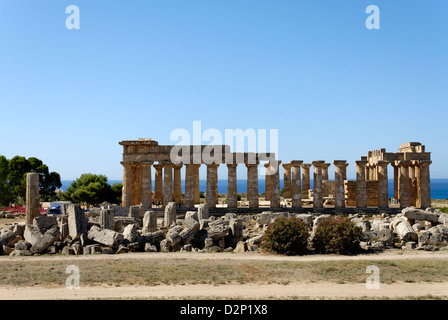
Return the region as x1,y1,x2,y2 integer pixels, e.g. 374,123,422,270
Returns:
396,160,411,209
131,163,143,205
420,160,432,209
227,164,238,209
153,163,164,205
282,163,292,199
193,164,201,204
356,160,368,208
173,164,183,205
312,161,325,208
413,161,422,208
300,163,312,197
270,161,281,209
290,161,303,208
333,160,348,208
409,163,417,207
206,163,218,209
377,161,389,208
121,162,132,207
184,164,195,208
163,163,174,206
141,161,153,209
264,163,271,201
322,163,331,181
246,162,259,208
26,173,40,225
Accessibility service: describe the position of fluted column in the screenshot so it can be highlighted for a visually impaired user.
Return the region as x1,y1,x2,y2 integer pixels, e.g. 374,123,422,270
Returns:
391,162,399,202
333,160,348,208
396,160,411,209
377,161,389,208
206,163,219,209
290,161,303,208
322,163,331,181
264,162,271,201
173,164,182,205
270,161,281,209
420,160,432,209
312,161,325,208
153,163,164,205
121,162,132,207
193,164,201,204
163,162,174,206
184,164,195,208
356,160,367,208
141,161,153,209
409,163,417,207
227,164,238,209
282,163,292,199
300,163,312,196
246,162,259,208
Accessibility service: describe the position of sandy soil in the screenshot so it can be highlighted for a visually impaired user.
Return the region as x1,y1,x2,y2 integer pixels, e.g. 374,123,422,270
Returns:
1,250,447,300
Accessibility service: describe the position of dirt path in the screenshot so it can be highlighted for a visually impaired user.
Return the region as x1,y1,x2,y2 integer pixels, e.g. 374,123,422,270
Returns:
1,250,447,299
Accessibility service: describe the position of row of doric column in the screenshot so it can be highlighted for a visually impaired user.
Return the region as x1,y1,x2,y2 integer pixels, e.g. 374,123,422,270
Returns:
121,159,432,210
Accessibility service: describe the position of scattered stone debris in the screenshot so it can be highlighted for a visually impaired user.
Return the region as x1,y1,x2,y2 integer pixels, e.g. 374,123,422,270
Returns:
1,203,447,256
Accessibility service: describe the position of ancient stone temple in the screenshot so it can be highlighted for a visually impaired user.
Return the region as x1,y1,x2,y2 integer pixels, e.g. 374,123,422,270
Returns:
119,139,432,211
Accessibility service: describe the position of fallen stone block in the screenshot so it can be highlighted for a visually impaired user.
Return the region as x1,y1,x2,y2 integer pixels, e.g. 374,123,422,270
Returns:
142,211,157,233
208,219,230,240
164,202,176,227
402,207,439,223
123,223,138,242
68,204,87,240
396,221,418,242
30,227,60,254
23,224,43,246
33,215,58,229
87,225,124,248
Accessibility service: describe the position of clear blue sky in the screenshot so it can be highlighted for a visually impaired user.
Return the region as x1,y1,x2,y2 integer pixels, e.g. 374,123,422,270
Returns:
0,0,447,181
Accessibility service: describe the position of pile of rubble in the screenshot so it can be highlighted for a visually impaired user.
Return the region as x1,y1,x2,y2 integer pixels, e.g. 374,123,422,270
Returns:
0,203,447,256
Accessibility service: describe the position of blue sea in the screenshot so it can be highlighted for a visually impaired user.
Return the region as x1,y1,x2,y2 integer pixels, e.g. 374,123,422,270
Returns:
60,179,448,200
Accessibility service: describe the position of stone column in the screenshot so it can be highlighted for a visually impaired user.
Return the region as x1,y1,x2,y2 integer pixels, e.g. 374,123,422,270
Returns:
333,160,348,208
193,164,201,204
25,173,40,225
391,162,399,202
355,160,368,208
214,165,219,205
141,161,153,209
121,162,132,207
282,163,292,199
322,163,331,181
420,160,432,209
163,163,173,206
270,161,281,209
206,163,218,209
396,160,411,209
264,163,271,201
300,163,312,196
312,161,325,208
246,162,259,208
409,163,417,207
290,161,303,208
227,164,238,209
413,161,422,208
153,163,164,205
377,161,389,208
184,164,195,208
173,164,182,205
131,163,143,205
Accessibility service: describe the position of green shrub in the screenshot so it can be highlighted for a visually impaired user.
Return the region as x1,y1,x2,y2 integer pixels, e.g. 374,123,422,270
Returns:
312,216,362,255
261,216,309,255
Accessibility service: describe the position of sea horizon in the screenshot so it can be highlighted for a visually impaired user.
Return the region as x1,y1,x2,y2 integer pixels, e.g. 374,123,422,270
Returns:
60,178,448,200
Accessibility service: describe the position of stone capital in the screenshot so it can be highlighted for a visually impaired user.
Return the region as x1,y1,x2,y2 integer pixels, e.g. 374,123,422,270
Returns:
419,160,432,167
141,161,154,167
290,160,303,167
153,163,164,170
300,163,311,169
333,160,347,167
227,163,238,168
395,160,411,167
282,163,291,169
173,164,183,169
311,160,325,167
355,160,368,167
245,162,259,168
376,160,389,167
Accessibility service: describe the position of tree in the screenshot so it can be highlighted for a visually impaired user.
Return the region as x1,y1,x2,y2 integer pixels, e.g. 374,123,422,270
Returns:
7,156,62,202
0,155,13,206
61,174,118,206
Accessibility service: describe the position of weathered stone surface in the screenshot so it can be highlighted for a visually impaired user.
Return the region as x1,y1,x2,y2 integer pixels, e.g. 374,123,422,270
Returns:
295,214,313,226
33,216,58,229
167,225,183,245
257,212,272,225
24,224,43,246
197,204,209,220
87,225,124,248
142,211,157,233
11,223,26,238
0,229,19,247
143,230,165,244
15,240,31,251
396,221,418,242
123,224,138,242
59,215,69,242
376,229,395,245
116,245,129,254
160,239,172,252
229,218,243,239
61,246,75,255
438,213,448,226
164,202,176,227
183,216,199,230
185,211,198,221
208,219,230,240
234,241,247,252
129,205,143,219
144,243,157,252
99,209,115,230
248,234,263,246
68,204,87,240
30,227,60,254
402,207,439,223
180,221,200,244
